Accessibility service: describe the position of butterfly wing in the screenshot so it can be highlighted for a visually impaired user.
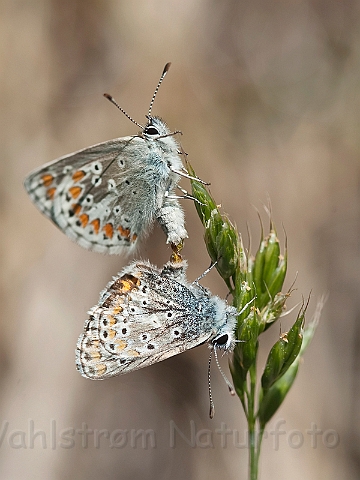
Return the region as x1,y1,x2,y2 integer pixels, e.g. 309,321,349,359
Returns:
76,261,212,379
24,137,158,254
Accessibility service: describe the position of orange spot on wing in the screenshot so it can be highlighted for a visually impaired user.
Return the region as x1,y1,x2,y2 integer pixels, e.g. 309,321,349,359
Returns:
42,174,54,187
131,233,137,243
118,274,141,292
78,213,89,227
124,274,141,288
106,329,116,340
113,306,123,315
90,351,101,360
109,274,140,295
115,340,127,352
118,225,131,239
107,315,117,326
69,186,82,199
95,364,107,375
103,223,114,239
120,281,132,292
71,203,82,216
102,276,140,309
126,350,140,357
91,219,100,234
72,170,86,182
46,187,56,199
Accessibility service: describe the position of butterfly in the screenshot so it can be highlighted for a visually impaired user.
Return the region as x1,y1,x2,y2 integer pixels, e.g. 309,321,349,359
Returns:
76,259,238,416
24,63,200,255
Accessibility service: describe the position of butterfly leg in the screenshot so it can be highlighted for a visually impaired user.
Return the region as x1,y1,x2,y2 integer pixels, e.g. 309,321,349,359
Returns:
174,186,205,206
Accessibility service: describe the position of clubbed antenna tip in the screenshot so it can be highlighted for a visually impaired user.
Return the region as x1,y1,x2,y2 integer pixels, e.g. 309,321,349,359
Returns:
163,62,171,75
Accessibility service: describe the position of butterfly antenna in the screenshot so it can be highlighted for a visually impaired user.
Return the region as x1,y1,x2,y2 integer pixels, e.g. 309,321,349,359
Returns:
148,62,171,117
213,346,236,396
208,351,215,419
103,93,144,129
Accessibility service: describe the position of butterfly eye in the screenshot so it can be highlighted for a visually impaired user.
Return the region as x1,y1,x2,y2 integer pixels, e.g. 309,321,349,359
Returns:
213,334,229,347
144,126,160,136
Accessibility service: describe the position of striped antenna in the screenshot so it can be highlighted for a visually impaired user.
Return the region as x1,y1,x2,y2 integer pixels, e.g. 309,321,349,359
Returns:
148,62,171,117
103,93,144,129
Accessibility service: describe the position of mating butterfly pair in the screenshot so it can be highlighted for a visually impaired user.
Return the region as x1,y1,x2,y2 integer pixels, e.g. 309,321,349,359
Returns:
24,64,238,417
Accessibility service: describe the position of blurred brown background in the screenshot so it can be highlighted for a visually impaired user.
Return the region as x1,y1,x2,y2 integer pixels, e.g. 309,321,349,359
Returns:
1,0,359,479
